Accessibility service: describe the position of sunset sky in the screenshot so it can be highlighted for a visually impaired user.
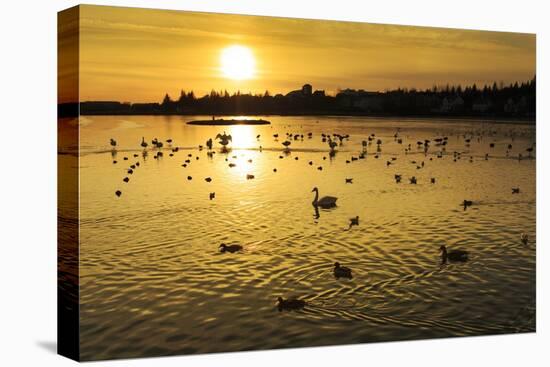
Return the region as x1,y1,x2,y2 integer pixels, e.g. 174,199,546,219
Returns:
68,5,536,103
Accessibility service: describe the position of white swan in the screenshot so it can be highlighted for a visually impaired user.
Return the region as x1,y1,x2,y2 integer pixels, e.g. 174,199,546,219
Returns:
312,187,337,208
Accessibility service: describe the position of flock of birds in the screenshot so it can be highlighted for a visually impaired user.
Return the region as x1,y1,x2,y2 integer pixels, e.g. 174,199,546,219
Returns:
108,124,534,311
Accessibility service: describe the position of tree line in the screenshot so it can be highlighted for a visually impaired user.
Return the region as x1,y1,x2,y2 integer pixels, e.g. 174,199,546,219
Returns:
60,77,535,119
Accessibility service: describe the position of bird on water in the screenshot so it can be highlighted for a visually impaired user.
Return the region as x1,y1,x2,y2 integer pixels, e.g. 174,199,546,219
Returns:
440,245,468,264
277,297,306,311
333,262,353,279
219,243,243,253
311,187,337,208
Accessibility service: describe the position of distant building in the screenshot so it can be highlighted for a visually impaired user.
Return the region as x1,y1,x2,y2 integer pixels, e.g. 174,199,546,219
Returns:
286,84,314,98
313,90,326,97
472,98,493,113
440,96,464,113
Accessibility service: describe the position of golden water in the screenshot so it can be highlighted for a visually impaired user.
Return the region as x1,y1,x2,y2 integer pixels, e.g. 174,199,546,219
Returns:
60,115,535,360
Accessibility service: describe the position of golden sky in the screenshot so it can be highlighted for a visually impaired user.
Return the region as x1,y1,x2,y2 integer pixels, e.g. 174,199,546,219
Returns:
67,5,536,103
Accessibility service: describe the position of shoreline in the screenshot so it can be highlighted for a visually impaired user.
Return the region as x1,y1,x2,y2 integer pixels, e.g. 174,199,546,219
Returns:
68,112,535,125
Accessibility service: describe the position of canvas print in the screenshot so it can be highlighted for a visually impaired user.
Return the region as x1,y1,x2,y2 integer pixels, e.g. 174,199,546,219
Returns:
58,5,536,361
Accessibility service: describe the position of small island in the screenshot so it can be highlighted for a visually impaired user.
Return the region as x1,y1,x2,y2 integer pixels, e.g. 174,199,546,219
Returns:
187,118,271,126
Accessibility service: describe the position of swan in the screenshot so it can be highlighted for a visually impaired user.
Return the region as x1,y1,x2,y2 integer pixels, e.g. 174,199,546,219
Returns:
219,243,243,253
277,297,306,311
311,187,337,208
333,262,353,279
440,245,468,263
141,137,147,148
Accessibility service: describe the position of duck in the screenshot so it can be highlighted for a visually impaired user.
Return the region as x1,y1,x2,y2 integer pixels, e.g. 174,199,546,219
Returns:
333,262,353,279
394,174,402,183
115,190,122,197
430,177,436,184
348,216,359,229
311,187,337,208
110,138,117,147
205,177,212,183
462,200,473,210
246,174,255,180
409,176,417,184
440,245,468,263
219,243,243,253
141,137,148,148
277,297,306,311
123,177,129,183
345,178,353,184
512,187,520,194
209,192,215,200
521,233,529,245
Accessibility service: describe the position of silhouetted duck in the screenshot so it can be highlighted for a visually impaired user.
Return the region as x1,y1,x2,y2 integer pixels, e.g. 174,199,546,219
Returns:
277,297,306,311
348,216,359,229
395,174,402,183
209,192,215,200
110,138,117,147
205,177,212,183
463,200,473,210
345,178,353,184
440,245,468,263
123,177,129,183
187,176,192,180
115,190,122,197
127,169,133,174
113,160,117,164
333,262,353,279
521,233,529,245
141,137,148,148
246,174,255,179
228,163,236,168
409,176,417,184
219,243,243,253
430,177,436,184
512,187,520,194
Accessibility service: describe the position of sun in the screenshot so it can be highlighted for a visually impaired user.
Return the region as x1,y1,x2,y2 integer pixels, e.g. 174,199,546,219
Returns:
220,45,256,80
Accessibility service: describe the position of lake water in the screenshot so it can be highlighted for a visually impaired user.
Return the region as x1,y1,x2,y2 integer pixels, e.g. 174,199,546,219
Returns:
59,115,536,360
